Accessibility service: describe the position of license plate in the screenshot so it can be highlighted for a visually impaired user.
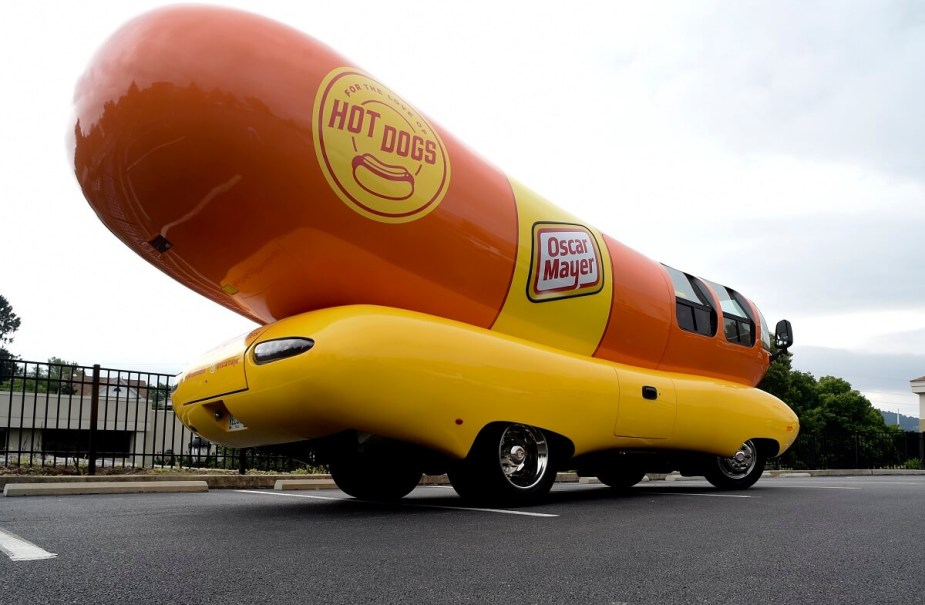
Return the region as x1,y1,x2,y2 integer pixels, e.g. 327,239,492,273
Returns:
228,414,246,431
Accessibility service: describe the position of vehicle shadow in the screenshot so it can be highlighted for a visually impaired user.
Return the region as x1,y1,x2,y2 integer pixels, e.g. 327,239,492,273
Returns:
225,480,752,520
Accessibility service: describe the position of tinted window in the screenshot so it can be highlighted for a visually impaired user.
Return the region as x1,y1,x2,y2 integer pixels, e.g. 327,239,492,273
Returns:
705,280,756,347
663,265,717,337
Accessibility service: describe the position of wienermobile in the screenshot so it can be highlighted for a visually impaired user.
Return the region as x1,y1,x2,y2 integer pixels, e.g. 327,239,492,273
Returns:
71,6,797,505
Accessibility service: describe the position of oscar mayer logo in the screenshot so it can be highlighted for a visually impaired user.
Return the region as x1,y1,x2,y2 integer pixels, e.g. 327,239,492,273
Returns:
529,223,604,302
313,68,451,223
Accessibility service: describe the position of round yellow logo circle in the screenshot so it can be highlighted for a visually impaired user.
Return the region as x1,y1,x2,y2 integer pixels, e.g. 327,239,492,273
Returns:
313,68,451,223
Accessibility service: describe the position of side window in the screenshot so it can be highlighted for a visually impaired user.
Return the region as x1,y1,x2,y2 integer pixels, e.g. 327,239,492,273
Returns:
705,280,756,347
663,265,717,337
757,308,771,351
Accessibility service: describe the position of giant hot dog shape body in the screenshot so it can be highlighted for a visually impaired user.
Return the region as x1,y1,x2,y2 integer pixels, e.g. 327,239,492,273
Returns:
71,5,770,386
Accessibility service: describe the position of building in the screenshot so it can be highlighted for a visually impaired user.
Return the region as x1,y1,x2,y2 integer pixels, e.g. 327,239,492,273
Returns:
79,377,150,401
912,375,925,433
0,389,191,467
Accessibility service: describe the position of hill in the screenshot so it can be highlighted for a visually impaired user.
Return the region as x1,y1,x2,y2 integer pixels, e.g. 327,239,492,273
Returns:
879,410,920,432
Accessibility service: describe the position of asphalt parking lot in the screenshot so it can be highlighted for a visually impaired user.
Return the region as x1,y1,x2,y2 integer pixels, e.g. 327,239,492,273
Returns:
2,476,924,605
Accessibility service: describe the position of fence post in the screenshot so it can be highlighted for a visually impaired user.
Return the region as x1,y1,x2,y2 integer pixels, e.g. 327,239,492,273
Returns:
87,364,101,475
238,448,247,475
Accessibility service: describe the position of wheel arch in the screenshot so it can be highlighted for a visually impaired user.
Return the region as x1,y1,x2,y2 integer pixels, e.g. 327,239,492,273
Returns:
752,437,781,459
471,421,575,466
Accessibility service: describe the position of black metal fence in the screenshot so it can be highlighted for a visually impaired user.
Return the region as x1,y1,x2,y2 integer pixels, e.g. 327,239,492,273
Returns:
769,430,925,471
0,359,308,474
2,359,922,474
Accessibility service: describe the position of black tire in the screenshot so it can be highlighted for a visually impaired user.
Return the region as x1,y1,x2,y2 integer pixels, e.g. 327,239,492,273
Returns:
703,440,765,490
448,423,556,506
330,453,422,501
596,466,647,490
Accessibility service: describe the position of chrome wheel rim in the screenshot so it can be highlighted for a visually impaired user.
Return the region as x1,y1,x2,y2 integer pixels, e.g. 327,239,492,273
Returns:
498,424,549,490
716,440,757,480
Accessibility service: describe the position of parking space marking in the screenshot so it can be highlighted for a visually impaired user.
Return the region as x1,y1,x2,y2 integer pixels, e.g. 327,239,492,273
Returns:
236,490,345,503
235,490,559,518
777,485,862,490
642,491,754,498
406,502,557,517
0,528,57,562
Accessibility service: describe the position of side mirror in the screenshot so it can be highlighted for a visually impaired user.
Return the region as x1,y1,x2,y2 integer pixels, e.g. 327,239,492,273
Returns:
770,319,793,362
774,319,793,349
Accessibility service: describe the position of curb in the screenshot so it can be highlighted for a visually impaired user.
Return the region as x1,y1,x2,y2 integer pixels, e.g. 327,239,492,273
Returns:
765,469,925,478
579,469,925,484
275,479,337,490
3,480,208,497
0,474,325,491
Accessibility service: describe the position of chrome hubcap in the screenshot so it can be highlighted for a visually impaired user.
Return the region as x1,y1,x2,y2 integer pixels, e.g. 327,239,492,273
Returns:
509,445,527,464
717,440,757,480
498,424,549,490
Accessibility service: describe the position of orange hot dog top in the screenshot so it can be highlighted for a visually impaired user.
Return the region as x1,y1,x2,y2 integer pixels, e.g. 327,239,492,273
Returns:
70,5,769,386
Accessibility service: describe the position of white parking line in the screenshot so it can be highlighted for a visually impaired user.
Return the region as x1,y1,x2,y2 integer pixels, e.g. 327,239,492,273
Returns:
778,485,862,490
235,489,559,518
0,528,57,561
643,491,754,498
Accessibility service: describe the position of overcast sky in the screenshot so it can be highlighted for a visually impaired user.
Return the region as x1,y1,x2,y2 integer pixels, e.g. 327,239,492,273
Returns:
1,1,922,416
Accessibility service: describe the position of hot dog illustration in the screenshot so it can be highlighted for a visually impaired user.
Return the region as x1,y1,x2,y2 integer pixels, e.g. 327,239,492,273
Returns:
351,153,415,200
70,6,797,504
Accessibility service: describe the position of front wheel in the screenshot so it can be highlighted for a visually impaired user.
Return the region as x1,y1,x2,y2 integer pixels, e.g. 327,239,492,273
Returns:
449,423,556,506
703,440,765,490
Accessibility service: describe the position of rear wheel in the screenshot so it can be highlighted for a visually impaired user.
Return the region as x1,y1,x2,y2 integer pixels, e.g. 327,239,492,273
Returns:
449,423,556,506
703,440,765,490
330,451,423,501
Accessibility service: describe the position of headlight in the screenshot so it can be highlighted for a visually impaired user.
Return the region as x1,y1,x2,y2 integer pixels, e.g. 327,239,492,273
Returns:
252,338,315,364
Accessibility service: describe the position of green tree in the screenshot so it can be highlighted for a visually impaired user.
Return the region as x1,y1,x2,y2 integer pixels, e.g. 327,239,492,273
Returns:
805,376,898,435
46,357,81,395
0,294,21,346
0,346,19,383
148,380,172,409
789,372,820,412
3,358,81,394
0,295,22,382
759,361,894,435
